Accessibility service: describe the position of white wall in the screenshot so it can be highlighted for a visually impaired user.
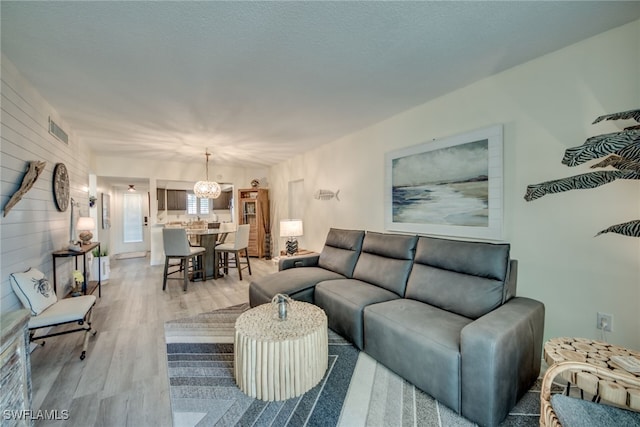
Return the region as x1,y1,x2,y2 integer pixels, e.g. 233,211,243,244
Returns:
1,55,92,312
270,21,640,348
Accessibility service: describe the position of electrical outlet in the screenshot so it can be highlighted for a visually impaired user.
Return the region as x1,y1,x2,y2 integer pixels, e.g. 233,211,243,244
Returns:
597,312,613,332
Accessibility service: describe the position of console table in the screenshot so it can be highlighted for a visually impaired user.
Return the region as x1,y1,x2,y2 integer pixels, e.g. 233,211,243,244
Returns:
52,242,101,297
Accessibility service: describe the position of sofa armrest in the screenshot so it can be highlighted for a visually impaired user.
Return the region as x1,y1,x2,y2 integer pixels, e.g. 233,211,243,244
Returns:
460,297,545,427
278,254,320,271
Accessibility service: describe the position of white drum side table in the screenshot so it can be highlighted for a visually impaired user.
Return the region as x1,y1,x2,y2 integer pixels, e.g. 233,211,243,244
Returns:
234,301,328,401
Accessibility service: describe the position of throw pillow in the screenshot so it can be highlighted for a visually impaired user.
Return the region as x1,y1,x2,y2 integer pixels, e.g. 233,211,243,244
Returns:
10,268,58,316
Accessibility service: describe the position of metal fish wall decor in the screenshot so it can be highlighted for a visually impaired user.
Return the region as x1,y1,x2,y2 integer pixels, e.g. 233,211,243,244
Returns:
314,189,340,201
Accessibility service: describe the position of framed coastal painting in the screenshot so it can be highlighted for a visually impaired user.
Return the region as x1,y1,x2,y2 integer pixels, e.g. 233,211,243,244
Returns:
384,125,503,240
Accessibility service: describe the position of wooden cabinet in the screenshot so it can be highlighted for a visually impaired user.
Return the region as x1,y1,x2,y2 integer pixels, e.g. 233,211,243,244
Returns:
166,189,187,211
157,188,166,210
238,188,270,258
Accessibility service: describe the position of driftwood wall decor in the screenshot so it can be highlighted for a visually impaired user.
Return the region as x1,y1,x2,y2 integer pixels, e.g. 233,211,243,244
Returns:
524,108,640,237
2,160,47,217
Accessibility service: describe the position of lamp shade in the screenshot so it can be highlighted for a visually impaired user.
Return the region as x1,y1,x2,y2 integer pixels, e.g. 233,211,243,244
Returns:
280,219,303,237
76,216,95,231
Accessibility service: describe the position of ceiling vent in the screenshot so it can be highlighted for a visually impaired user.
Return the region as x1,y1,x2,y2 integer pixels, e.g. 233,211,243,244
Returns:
48,116,68,144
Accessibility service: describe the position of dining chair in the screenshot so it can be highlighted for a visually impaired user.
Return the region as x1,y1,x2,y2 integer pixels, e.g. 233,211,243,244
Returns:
162,228,206,291
214,224,252,280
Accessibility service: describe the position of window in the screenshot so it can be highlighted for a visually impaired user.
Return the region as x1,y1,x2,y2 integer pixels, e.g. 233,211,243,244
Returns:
187,192,210,215
123,193,143,243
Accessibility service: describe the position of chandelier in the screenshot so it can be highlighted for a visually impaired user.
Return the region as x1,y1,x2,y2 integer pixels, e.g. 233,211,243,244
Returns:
194,150,221,199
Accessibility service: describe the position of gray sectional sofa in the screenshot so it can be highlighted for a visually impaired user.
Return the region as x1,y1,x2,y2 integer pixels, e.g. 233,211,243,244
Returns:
249,228,545,427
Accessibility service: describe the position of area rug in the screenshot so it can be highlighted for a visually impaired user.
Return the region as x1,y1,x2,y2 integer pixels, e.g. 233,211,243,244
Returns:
165,304,542,427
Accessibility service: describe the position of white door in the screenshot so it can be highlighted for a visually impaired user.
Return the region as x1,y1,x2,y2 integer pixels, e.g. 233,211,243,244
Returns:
121,192,148,253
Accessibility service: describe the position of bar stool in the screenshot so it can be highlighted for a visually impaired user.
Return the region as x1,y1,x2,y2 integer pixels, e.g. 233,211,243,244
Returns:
215,224,252,280
162,228,206,291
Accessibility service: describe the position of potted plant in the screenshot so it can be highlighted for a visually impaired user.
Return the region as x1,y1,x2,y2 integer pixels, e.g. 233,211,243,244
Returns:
90,247,110,283
71,269,84,296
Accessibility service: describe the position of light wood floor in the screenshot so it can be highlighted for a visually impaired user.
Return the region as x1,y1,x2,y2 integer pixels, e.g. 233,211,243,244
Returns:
29,255,277,426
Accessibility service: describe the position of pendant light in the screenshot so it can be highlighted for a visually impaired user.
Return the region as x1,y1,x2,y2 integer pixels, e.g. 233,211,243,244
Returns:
194,150,221,199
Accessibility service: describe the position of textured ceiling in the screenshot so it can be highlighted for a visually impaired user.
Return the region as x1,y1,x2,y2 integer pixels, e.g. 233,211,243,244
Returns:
2,1,640,168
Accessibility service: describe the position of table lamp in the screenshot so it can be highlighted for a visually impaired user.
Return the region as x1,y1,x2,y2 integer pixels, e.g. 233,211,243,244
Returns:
76,216,96,245
280,219,303,256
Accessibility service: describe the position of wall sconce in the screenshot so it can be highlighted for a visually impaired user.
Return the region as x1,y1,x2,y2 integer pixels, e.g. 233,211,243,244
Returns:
280,219,303,256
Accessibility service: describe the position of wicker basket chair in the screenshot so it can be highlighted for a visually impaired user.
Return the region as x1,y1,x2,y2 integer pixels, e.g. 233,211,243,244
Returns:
540,360,640,426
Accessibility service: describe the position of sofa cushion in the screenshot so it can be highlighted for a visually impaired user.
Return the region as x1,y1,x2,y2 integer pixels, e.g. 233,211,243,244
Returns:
315,278,399,350
317,228,365,278
363,299,472,412
248,267,344,307
352,232,417,296
405,236,511,319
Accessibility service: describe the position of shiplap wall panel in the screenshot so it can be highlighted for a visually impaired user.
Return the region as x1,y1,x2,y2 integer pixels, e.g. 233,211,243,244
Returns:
1,55,92,312
1,116,59,160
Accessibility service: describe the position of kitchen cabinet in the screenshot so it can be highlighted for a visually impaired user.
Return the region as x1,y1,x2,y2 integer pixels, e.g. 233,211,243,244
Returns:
157,188,166,210
166,189,187,211
212,190,232,210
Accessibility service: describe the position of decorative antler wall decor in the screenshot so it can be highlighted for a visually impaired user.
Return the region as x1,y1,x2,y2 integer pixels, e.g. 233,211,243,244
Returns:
3,160,46,217
524,108,640,238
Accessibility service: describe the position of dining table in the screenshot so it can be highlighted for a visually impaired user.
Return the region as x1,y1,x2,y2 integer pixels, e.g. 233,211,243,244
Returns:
185,228,234,279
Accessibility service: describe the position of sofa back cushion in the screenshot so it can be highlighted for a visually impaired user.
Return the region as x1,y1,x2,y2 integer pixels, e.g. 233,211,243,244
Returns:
318,228,365,278
405,236,511,319
353,232,418,296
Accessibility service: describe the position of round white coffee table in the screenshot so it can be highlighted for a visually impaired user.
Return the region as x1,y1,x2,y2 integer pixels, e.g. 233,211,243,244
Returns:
234,300,328,401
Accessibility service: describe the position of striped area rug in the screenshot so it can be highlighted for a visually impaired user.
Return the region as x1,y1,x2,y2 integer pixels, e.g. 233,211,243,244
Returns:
164,304,541,426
